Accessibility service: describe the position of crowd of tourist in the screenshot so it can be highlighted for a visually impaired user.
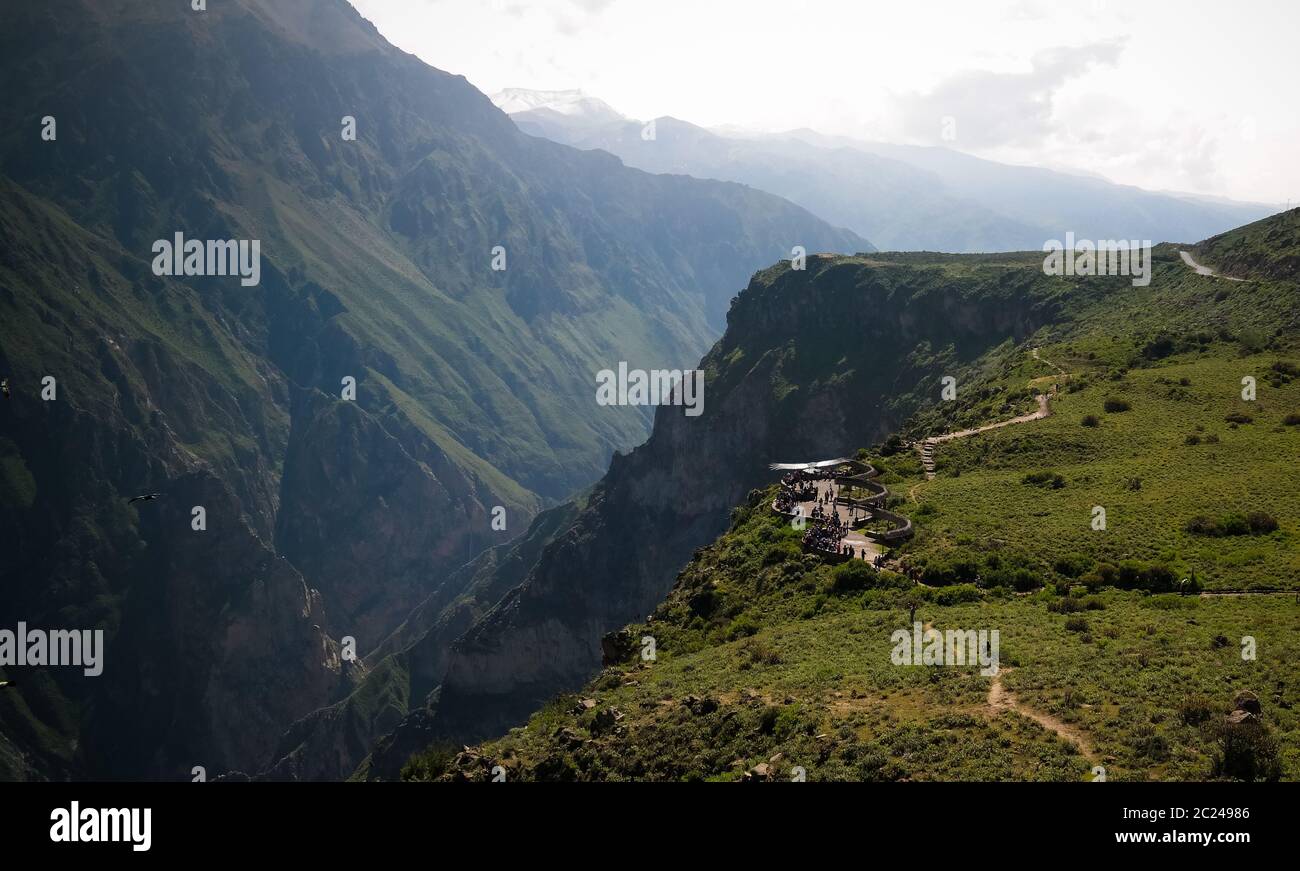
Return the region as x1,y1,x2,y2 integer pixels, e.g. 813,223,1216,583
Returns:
773,469,821,512
776,468,883,563
802,512,847,552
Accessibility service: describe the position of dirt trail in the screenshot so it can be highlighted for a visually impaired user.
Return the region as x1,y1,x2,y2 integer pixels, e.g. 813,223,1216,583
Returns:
987,669,1096,762
1179,249,1246,282
913,347,1063,482
929,393,1051,444
1032,347,1067,375
1200,590,1297,598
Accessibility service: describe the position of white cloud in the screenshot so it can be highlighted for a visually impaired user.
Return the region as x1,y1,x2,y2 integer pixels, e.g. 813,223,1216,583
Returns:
347,0,1300,203
893,40,1126,149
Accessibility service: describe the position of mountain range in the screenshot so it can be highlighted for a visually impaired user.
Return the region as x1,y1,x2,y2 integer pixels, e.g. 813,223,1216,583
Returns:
496,88,1278,253
1,0,1293,785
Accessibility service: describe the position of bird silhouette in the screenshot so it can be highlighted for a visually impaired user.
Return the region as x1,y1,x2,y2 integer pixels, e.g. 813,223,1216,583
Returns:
126,493,163,504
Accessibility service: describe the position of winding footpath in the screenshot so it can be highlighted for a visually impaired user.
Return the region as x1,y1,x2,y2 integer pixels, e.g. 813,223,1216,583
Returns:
917,393,1053,479
987,669,1098,764
1179,249,1246,282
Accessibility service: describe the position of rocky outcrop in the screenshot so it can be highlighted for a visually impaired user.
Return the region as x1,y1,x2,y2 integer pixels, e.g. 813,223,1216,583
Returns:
251,500,584,782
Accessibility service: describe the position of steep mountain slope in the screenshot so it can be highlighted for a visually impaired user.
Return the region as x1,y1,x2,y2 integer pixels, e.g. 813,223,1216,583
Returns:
404,212,1300,782
500,90,1277,253
332,250,1083,777
0,0,864,780
1194,207,1300,284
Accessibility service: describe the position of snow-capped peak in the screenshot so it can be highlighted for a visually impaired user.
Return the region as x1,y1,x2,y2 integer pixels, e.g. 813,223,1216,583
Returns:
490,88,627,123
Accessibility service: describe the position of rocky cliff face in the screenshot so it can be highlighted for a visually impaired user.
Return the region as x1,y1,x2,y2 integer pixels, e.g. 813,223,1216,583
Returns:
275,388,506,654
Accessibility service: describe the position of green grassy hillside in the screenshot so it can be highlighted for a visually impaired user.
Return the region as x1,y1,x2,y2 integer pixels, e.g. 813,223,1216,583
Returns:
402,218,1300,782
1194,207,1300,283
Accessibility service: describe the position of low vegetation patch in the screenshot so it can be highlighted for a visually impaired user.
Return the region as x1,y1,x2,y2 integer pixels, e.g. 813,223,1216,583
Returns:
1186,511,1279,537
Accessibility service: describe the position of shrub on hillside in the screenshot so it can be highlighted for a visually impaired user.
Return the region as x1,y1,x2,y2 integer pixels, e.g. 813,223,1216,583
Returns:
1211,721,1284,782
1134,730,1171,762
933,584,981,606
1052,553,1093,578
688,587,718,618
918,557,980,586
1186,511,1278,537
1103,397,1131,413
1237,328,1269,353
1177,696,1216,726
763,540,802,566
1048,596,1085,614
1283,413,1300,426
1224,412,1254,424
401,741,460,782
1247,511,1279,533
1115,559,1178,592
879,434,905,456
1271,360,1299,377
1081,414,1100,427
1022,470,1066,489
1142,332,1178,359
725,615,761,641
829,560,877,594
991,567,1042,592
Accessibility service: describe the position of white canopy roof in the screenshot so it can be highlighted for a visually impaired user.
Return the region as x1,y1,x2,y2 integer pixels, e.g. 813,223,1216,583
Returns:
768,458,853,470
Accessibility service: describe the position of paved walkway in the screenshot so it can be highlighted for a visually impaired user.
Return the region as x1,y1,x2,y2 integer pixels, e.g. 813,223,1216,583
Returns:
794,479,882,560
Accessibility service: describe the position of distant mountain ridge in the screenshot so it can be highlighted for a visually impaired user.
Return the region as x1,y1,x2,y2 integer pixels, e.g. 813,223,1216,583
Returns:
494,88,1280,253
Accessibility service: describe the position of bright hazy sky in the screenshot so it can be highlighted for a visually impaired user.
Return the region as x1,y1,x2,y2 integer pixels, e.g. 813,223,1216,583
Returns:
349,0,1298,205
